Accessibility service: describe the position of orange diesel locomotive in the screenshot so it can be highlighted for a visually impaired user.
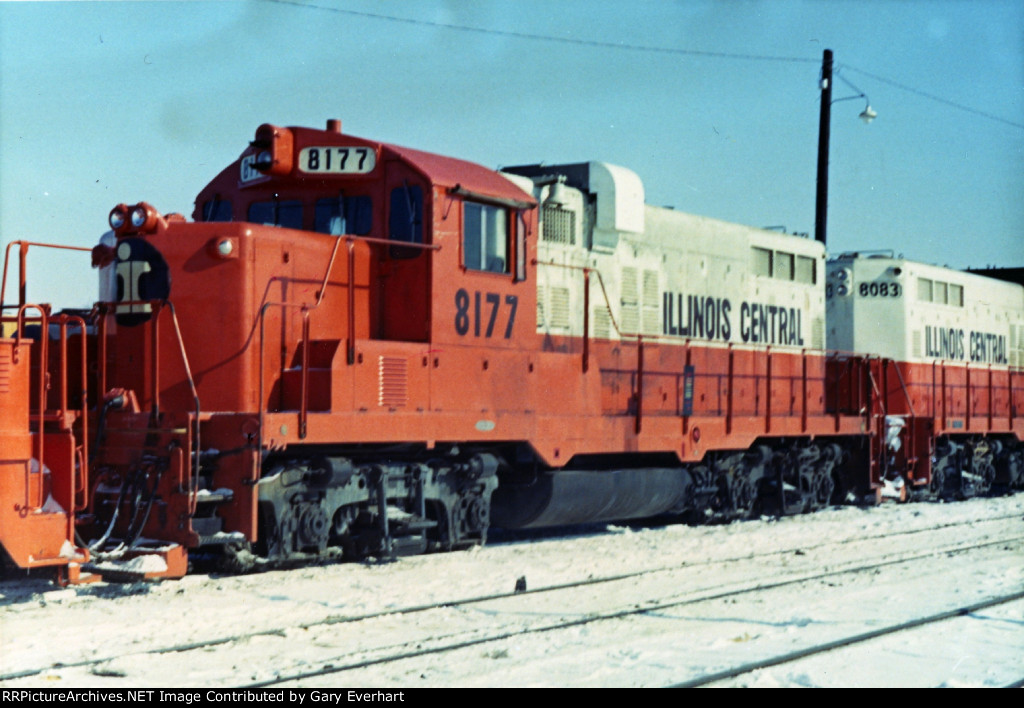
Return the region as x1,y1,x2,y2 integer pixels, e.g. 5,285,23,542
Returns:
1,120,1020,582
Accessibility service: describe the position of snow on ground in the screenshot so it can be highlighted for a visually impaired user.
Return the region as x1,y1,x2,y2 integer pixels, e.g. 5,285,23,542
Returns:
1,495,1022,687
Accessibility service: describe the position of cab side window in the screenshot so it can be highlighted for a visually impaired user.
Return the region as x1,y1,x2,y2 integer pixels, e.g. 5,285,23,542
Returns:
315,196,372,235
464,202,508,273
200,198,233,222
389,185,423,244
248,200,302,229
389,185,423,258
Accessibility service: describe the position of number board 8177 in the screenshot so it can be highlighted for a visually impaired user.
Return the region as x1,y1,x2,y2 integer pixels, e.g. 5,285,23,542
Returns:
298,146,376,175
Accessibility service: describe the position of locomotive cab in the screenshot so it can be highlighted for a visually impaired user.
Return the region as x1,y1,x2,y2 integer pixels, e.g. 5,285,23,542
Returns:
194,121,538,349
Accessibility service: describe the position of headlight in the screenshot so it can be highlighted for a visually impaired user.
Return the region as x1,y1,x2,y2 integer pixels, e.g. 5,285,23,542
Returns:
109,205,128,230
131,205,149,228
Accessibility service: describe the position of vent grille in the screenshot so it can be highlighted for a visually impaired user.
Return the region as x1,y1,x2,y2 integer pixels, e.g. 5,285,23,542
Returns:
378,356,408,408
0,346,9,394
593,307,611,339
622,307,640,335
912,329,922,358
811,316,825,350
621,267,638,304
642,270,659,307
642,309,660,336
542,206,576,245
642,269,660,335
549,287,571,329
621,267,639,334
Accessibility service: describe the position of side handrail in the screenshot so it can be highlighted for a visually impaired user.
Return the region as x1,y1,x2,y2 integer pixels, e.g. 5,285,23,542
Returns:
4,308,95,516
2,241,96,515
888,358,916,417
11,305,49,510
257,235,345,448
57,314,91,514
1,240,92,312
1009,367,1016,430
163,302,202,512
532,258,623,337
880,360,921,481
865,356,885,417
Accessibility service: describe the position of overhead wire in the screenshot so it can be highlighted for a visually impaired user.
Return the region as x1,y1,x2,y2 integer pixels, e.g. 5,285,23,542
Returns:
262,0,818,64
843,63,1024,130
262,0,1024,131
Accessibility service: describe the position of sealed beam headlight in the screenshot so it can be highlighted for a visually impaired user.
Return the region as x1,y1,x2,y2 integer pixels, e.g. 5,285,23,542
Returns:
128,202,160,232
836,284,849,296
217,238,233,256
130,205,149,228
109,204,128,230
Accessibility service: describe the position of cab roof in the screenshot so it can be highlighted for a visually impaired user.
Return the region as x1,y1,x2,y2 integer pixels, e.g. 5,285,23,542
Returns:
193,123,536,217
383,141,536,207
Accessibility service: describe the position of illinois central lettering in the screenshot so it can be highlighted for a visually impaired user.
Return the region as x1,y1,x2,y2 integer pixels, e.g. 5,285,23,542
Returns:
924,326,965,360
969,331,1008,364
662,292,805,346
663,293,732,341
924,325,1008,364
739,301,804,346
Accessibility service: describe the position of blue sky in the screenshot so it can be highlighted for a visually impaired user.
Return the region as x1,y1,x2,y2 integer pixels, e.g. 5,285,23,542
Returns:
1,0,1021,307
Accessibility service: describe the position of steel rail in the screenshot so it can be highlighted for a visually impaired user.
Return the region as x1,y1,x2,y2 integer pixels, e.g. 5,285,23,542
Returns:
2,513,1020,684
669,589,1024,688
243,533,1024,687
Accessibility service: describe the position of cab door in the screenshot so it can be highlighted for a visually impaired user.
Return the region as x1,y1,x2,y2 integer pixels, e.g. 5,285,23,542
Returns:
380,164,430,342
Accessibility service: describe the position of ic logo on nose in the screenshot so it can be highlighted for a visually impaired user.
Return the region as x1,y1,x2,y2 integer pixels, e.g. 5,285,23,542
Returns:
114,238,170,326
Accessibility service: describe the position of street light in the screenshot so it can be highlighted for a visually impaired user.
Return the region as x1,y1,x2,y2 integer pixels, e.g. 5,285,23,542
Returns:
815,49,876,247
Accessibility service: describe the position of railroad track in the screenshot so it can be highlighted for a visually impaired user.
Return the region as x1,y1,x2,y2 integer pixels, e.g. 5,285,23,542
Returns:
242,535,1024,687
669,591,1024,687
1,508,1021,687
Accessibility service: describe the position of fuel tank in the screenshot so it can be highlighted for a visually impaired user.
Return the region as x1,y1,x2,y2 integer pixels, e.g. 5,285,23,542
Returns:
490,467,693,529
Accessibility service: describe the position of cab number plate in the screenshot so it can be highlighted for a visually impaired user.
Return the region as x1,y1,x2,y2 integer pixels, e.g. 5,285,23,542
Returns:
298,147,376,175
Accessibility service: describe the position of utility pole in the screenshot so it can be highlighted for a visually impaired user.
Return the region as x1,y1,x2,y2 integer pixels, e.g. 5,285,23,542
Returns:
815,49,833,247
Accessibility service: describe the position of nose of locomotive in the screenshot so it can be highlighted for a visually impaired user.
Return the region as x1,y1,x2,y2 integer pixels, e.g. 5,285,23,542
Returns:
99,204,173,326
